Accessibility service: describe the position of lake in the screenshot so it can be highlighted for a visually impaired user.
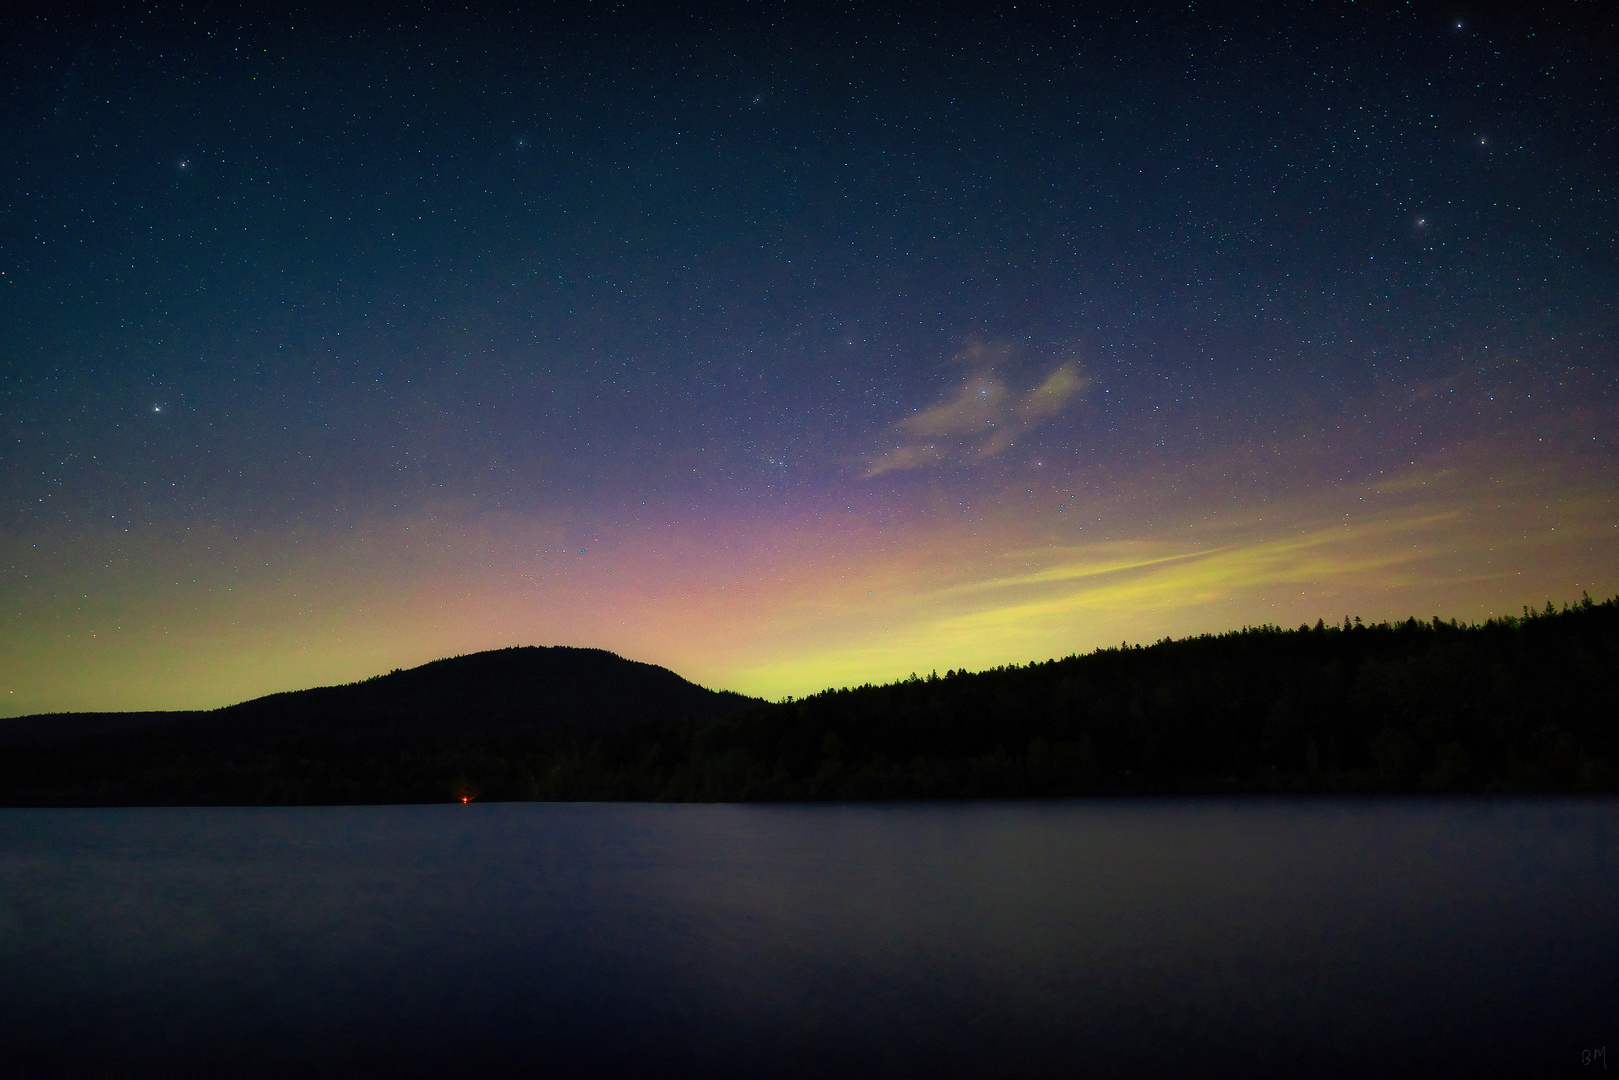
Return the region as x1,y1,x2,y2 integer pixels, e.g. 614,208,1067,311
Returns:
1,800,1614,1077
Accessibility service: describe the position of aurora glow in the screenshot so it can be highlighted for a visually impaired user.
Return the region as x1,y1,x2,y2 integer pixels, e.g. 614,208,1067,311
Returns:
3,3,1615,715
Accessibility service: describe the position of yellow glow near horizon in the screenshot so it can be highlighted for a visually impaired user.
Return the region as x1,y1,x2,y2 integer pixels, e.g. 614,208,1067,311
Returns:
716,487,1617,697
3,445,1615,715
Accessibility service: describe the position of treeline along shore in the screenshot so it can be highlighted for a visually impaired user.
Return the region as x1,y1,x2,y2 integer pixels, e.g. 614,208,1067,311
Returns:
3,596,1617,805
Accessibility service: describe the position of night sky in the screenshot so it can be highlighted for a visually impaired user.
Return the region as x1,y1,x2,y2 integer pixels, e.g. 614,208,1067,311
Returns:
4,2,1615,715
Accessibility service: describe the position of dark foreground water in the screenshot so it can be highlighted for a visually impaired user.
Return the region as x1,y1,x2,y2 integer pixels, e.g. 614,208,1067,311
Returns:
1,800,1614,1078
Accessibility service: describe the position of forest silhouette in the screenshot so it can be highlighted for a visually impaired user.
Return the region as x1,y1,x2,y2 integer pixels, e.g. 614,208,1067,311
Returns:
3,595,1616,805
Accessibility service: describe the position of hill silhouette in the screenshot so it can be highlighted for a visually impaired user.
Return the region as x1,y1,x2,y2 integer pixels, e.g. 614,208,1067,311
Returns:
3,598,1616,805
222,645,758,731
0,647,755,747
0,647,758,804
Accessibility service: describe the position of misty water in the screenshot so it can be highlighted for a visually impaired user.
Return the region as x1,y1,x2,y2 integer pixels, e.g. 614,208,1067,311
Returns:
1,800,1614,1077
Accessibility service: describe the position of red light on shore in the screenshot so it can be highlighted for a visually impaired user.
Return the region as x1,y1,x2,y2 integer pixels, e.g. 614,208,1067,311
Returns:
461,796,469,804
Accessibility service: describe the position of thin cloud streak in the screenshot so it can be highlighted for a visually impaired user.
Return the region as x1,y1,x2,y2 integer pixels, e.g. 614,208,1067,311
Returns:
865,345,1089,477
725,497,1615,696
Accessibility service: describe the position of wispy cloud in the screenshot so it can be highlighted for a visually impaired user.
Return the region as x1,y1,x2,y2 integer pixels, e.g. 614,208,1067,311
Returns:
864,343,1088,477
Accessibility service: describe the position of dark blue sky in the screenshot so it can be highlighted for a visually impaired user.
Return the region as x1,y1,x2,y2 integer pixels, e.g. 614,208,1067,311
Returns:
4,1,1615,710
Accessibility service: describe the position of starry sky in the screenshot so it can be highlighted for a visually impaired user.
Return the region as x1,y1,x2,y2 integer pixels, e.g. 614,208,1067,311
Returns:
4,1,1616,715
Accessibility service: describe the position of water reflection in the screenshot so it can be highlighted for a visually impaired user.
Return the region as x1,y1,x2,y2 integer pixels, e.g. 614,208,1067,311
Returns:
1,800,1614,1076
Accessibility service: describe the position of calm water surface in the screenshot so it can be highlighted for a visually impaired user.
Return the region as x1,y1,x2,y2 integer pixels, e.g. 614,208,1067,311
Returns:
1,799,1614,1077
